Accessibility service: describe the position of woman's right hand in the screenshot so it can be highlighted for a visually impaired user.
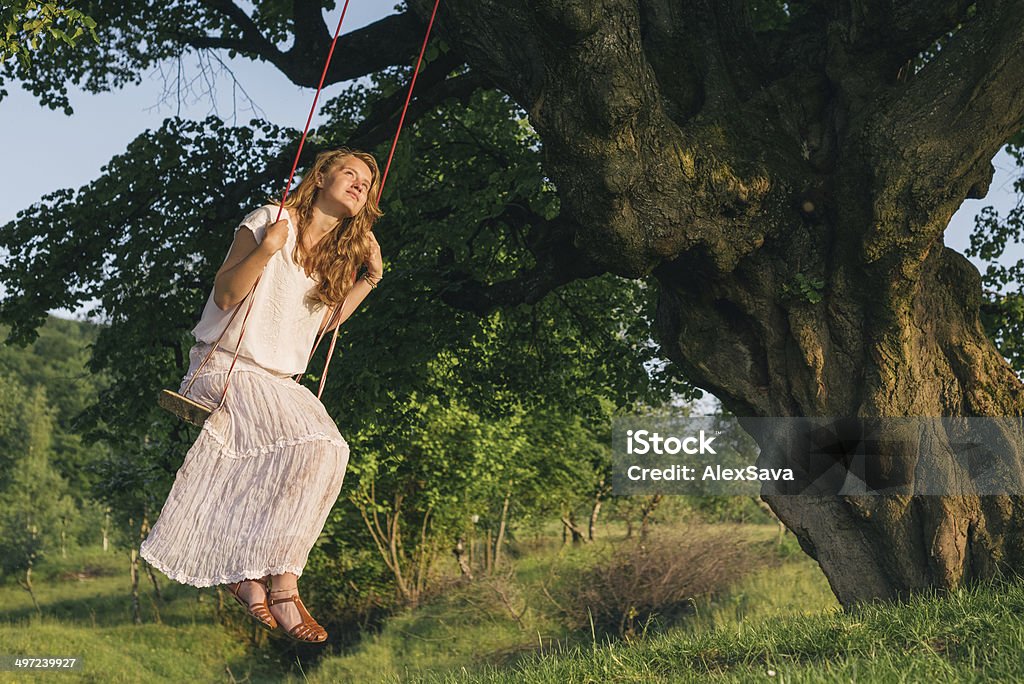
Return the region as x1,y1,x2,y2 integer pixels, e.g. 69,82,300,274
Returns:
261,219,289,254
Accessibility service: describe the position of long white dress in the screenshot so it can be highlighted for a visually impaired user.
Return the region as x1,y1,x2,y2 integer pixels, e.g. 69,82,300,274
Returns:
140,207,351,587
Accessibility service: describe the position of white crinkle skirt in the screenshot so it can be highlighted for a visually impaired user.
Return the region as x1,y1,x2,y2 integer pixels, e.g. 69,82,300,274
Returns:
140,341,350,587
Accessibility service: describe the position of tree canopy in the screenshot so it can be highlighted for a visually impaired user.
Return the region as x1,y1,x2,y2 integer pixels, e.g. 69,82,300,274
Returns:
0,5,698,615
3,0,1024,608
2,1,98,86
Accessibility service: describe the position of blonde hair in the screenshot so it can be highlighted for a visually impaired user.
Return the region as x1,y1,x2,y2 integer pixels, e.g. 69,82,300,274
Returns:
271,147,384,308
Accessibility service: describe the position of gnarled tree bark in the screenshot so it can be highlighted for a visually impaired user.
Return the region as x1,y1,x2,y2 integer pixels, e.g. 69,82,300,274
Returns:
414,0,1024,607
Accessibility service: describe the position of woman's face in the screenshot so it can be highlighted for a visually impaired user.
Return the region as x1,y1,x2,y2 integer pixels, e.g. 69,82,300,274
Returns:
318,156,373,217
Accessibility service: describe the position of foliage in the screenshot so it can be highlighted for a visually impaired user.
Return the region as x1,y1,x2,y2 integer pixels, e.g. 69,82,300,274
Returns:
682,495,774,524
0,375,76,587
1,1,98,87
309,384,613,614
313,68,699,429
747,1,814,33
1,0,206,113
0,65,696,596
1,117,291,441
0,0,380,113
0,316,141,567
0,316,111,497
781,272,825,305
965,139,1024,375
0,1,698,611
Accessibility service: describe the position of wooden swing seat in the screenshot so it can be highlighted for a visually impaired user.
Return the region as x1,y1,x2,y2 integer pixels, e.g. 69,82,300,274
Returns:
157,389,213,427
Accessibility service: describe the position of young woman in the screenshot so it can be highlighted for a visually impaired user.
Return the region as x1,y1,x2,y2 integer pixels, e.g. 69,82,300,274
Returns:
140,148,384,643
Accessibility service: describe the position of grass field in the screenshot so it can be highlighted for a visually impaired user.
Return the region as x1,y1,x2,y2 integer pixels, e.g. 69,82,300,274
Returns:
1,521,1017,683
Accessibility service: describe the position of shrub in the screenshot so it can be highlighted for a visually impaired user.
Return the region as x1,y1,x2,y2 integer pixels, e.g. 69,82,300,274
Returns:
547,523,778,640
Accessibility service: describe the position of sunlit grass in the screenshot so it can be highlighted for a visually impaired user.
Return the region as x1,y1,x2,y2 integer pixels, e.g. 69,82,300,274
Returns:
4,521,1014,683
403,576,1023,683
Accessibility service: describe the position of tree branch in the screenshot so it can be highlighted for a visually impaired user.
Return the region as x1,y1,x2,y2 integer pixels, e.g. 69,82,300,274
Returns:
840,0,978,76
290,0,331,54
435,0,714,276
406,0,547,108
676,0,772,117
184,5,426,88
892,0,1024,149
323,11,428,85
863,0,1024,255
173,32,250,53
437,208,606,316
280,0,334,84
348,54,488,149
200,0,282,61
635,0,704,125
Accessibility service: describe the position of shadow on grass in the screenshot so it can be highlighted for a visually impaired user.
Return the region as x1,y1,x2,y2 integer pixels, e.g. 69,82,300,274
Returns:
0,579,218,628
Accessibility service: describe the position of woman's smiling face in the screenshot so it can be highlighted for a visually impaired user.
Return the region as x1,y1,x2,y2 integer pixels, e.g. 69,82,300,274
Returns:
319,156,373,217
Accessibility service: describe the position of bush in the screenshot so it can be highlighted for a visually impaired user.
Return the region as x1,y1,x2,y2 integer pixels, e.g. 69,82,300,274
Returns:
685,495,776,524
548,523,779,640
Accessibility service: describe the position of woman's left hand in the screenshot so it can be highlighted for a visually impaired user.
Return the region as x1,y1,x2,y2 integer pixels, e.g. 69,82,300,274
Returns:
366,231,383,278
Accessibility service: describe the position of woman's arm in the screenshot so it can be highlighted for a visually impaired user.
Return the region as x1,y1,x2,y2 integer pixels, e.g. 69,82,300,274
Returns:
317,232,383,334
213,220,288,310
318,275,376,334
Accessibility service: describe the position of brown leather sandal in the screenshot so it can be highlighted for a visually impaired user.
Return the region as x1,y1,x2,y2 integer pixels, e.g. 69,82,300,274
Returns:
226,577,277,632
267,590,328,643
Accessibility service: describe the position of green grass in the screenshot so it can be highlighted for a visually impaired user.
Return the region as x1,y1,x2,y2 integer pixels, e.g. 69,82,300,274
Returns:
0,621,279,683
401,576,1023,683
0,548,285,683
1,523,1018,683
278,523,839,682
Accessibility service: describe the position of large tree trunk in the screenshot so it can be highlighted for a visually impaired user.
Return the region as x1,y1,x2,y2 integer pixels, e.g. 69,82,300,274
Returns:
424,0,1024,607
686,243,1024,606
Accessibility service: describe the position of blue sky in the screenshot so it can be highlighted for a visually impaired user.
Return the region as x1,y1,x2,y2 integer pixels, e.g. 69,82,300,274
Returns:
0,3,1021,321
0,3,395,227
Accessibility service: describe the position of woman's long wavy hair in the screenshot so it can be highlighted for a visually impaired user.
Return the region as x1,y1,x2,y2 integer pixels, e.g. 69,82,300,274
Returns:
271,148,384,309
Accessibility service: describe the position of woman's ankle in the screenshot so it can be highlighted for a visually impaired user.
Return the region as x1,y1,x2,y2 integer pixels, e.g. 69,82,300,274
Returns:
269,571,298,591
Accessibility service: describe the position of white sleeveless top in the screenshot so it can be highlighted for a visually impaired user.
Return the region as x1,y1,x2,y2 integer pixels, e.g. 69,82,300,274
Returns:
191,205,329,375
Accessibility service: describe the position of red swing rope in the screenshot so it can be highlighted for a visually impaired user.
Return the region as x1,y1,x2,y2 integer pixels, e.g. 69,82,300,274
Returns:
182,0,442,409
310,0,443,400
